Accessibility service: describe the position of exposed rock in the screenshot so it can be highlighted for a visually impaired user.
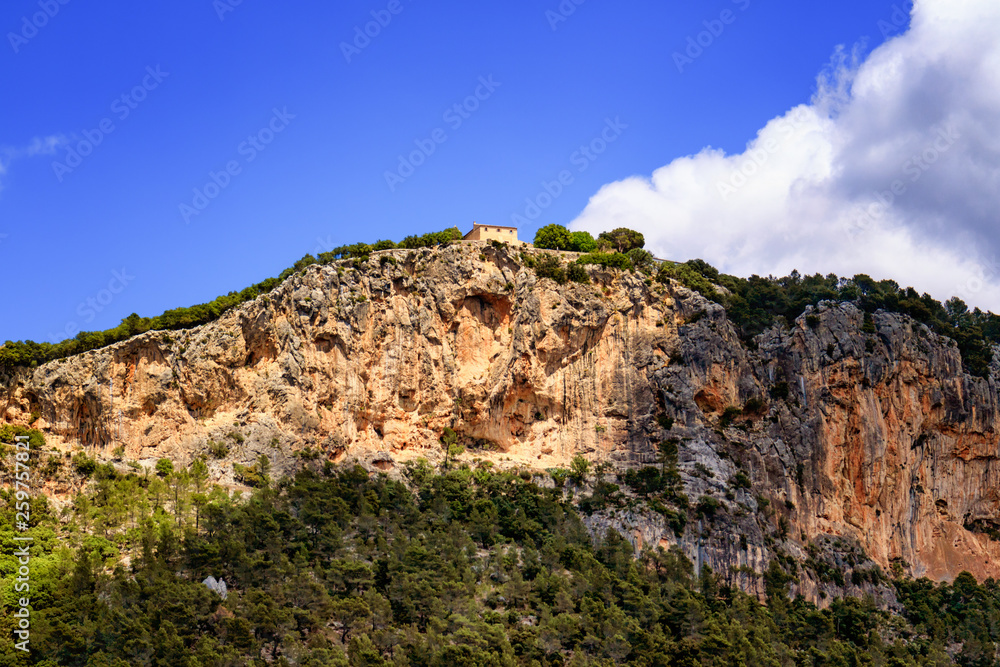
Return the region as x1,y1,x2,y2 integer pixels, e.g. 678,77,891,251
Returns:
5,242,1000,602
202,576,228,600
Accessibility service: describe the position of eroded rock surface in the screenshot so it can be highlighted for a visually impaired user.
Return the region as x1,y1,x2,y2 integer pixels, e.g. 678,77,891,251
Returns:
4,243,1000,598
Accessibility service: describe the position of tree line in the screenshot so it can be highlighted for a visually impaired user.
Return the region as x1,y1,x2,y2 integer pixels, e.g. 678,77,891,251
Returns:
3,427,1000,665
5,221,999,379
531,223,1000,378
0,227,464,371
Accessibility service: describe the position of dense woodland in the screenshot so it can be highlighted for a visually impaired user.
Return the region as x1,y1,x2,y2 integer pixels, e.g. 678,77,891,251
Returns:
5,223,1000,663
3,424,1000,666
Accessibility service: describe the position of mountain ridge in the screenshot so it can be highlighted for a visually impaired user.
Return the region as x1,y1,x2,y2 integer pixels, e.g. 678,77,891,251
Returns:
5,241,1000,604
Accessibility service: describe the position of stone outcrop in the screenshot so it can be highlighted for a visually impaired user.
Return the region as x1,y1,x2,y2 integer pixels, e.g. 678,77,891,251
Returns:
4,242,1000,599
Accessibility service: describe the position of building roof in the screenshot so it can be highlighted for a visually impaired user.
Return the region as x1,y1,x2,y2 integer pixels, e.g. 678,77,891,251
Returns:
470,223,517,230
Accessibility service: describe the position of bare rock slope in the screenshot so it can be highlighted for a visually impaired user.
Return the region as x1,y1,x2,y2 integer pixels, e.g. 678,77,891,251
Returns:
5,242,1000,595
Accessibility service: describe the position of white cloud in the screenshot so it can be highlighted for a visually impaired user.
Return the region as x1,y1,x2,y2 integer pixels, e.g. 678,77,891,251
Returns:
570,0,1000,311
0,135,67,192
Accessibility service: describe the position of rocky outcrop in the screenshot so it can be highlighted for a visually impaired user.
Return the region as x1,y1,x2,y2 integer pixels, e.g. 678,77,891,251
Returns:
4,242,1000,598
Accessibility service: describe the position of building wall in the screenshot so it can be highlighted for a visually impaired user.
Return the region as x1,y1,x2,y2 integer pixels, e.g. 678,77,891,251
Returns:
464,225,519,243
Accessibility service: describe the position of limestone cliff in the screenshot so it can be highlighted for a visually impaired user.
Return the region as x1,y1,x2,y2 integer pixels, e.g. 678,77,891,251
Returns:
4,242,1000,598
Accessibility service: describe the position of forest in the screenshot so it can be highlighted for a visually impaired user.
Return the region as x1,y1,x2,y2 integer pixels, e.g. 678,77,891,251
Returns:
3,424,1000,666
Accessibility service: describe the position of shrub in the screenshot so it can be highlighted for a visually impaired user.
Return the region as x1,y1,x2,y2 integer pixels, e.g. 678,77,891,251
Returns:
155,458,174,477
627,467,670,496
534,255,567,285
208,440,229,458
576,252,633,271
43,455,62,477
569,455,590,484
567,263,590,284
720,406,743,429
549,468,570,488
233,462,266,487
73,453,98,477
0,425,45,449
663,508,687,536
730,471,752,490
696,496,722,518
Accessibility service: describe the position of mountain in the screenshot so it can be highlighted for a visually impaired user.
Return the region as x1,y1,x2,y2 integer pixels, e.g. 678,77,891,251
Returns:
6,241,1000,605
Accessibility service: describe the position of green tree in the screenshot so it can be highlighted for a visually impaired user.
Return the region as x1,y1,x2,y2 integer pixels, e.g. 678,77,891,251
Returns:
627,248,655,274
568,230,598,253
331,598,372,642
441,427,460,469
570,455,591,485
534,224,572,250
598,227,645,253
155,458,174,477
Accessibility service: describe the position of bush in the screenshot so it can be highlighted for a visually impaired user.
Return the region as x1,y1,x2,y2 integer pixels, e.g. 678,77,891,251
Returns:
534,255,567,285
656,414,674,430
696,495,722,518
720,406,743,429
208,440,229,459
577,252,633,271
233,462,266,487
730,471,752,490
549,468,570,488
567,262,590,284
73,453,97,477
569,455,590,484
399,226,462,249
0,425,45,450
155,458,174,477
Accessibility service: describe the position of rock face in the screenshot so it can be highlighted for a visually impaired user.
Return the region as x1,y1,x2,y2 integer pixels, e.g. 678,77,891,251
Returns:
4,242,1000,596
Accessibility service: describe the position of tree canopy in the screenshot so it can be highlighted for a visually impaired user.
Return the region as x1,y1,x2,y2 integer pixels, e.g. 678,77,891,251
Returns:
3,450,1000,666
597,228,645,253
533,224,572,250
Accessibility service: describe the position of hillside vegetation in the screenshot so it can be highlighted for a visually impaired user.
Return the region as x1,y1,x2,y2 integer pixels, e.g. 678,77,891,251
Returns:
4,425,1000,666
4,224,997,377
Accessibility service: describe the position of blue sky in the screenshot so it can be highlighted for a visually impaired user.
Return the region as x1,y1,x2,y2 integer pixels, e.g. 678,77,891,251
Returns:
1,0,914,343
